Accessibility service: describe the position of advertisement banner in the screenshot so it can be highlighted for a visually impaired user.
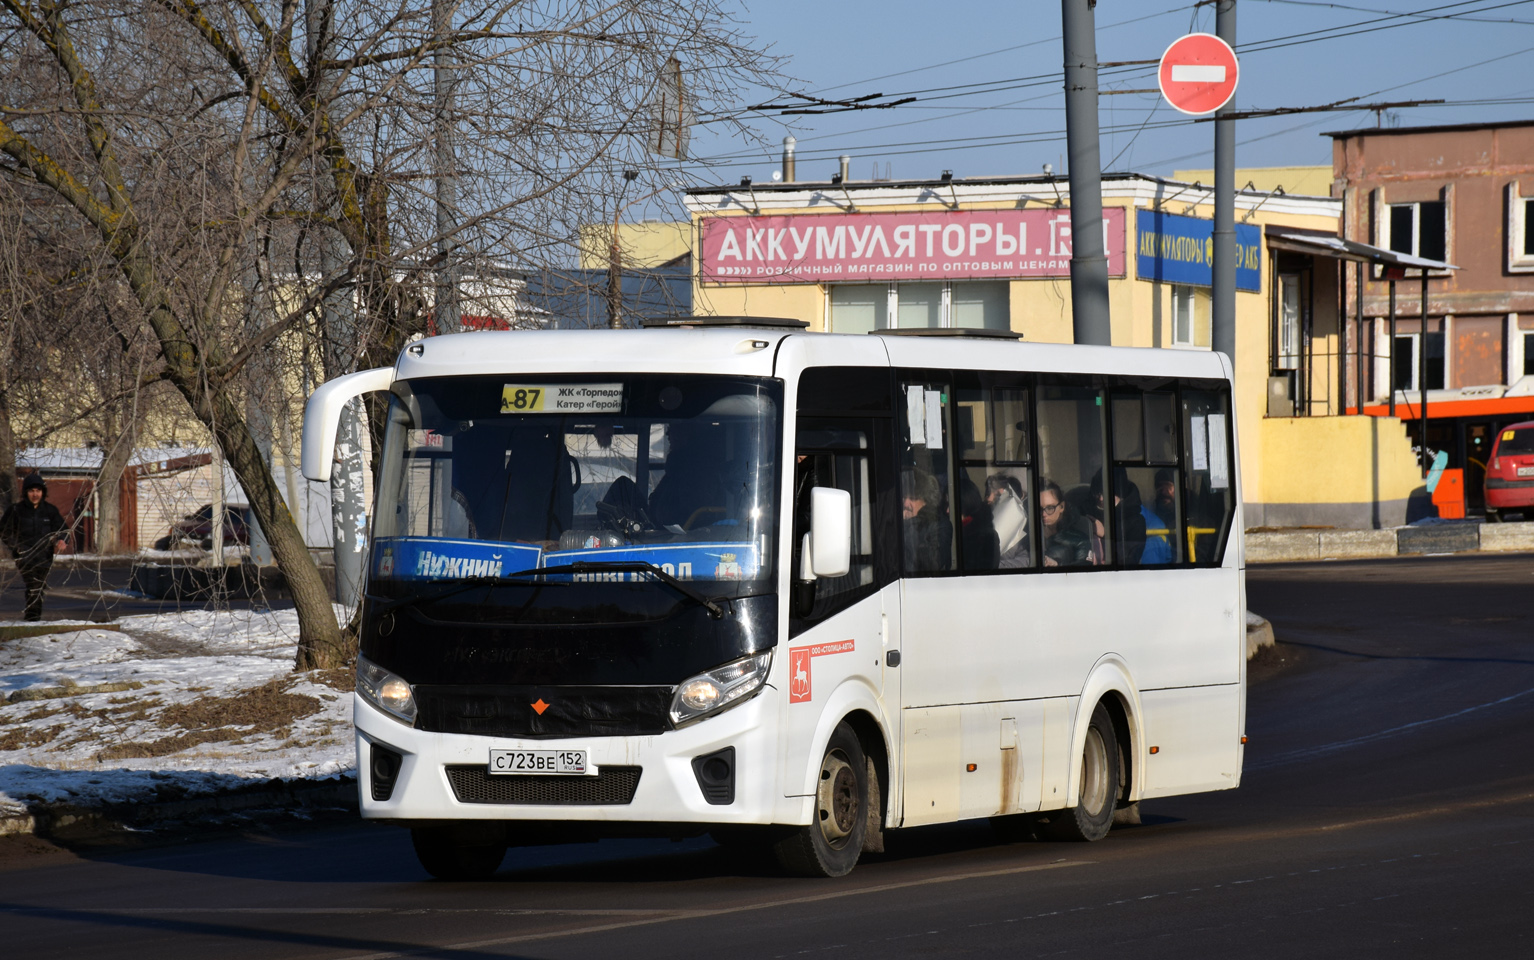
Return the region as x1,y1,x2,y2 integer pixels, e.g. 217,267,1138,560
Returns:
542,541,760,582
699,207,1127,284
376,537,759,583
375,538,543,580
1135,209,1262,291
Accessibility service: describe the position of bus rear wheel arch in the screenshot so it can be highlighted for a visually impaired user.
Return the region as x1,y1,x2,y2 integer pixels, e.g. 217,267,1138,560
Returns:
1040,700,1120,842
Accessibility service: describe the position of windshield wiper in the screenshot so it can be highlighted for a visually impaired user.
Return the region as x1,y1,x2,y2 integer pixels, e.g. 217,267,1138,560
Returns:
366,567,552,615
558,560,727,619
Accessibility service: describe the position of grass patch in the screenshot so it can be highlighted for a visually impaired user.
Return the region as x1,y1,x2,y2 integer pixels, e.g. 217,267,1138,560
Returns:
94,677,323,761
7,681,145,704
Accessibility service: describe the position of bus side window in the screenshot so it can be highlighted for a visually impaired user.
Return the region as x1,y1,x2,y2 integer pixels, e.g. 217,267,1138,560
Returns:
1181,388,1236,565
1035,381,1108,568
957,381,1031,570
898,379,956,574
1110,387,1182,565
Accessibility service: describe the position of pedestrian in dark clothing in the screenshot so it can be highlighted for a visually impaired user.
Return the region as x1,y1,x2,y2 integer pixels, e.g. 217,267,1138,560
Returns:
1,473,68,621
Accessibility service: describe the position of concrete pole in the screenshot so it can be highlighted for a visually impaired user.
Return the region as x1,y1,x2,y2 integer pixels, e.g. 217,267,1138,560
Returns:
1061,0,1111,346
310,0,365,605
433,0,461,335
1212,1,1237,365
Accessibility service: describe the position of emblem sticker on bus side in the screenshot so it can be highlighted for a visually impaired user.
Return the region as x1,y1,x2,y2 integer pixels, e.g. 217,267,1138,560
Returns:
788,639,856,704
501,383,622,414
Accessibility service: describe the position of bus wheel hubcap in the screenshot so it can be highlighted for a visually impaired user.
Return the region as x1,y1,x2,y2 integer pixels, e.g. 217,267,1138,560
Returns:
1081,728,1108,816
817,753,858,842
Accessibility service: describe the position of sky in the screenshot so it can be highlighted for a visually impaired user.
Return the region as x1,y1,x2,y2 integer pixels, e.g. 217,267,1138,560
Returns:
654,0,1534,205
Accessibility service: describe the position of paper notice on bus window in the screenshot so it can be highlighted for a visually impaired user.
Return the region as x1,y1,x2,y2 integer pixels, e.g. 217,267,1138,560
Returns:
501,383,621,414
906,386,926,445
924,390,944,449
1207,414,1229,490
1190,415,1208,471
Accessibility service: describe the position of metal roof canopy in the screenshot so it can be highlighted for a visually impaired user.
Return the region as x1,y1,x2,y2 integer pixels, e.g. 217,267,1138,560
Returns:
1265,227,1458,273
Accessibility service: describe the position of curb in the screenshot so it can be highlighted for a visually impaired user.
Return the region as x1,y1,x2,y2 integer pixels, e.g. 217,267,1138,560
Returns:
1246,612,1275,660
0,777,358,846
1247,519,1534,563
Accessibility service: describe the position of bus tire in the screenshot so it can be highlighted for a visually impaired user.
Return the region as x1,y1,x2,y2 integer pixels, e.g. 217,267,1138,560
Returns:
775,722,867,877
1041,702,1119,842
411,827,506,881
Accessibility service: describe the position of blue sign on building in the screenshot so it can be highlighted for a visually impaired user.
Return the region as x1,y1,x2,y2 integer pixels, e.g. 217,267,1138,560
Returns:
1136,209,1262,292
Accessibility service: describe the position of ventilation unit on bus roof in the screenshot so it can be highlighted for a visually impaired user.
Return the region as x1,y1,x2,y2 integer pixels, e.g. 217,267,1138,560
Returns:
873,328,1024,341
641,316,810,329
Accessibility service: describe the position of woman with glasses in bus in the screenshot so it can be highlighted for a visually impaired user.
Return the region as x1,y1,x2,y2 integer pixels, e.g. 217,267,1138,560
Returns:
1038,479,1092,568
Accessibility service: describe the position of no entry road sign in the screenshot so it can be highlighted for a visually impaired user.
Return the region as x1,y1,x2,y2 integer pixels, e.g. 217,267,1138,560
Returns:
1158,33,1239,115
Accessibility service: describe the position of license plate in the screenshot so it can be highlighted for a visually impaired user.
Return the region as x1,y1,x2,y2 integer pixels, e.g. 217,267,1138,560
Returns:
1518,466,1534,477
488,749,589,776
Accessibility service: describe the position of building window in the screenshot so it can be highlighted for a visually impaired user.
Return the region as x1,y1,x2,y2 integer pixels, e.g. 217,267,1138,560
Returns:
830,281,1010,332
1392,331,1446,392
1510,184,1534,273
829,285,888,334
1387,199,1446,262
950,281,1010,330
1523,330,1534,379
1172,285,1210,348
1274,276,1301,369
897,282,943,328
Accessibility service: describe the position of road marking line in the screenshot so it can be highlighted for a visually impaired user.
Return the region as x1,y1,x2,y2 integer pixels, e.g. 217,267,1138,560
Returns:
1249,684,1534,769
328,859,1090,960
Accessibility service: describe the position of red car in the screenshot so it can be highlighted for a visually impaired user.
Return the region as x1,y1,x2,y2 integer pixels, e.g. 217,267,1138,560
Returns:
1484,421,1534,522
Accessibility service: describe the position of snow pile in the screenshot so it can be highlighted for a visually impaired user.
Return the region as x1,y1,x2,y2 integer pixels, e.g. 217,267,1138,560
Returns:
0,607,355,813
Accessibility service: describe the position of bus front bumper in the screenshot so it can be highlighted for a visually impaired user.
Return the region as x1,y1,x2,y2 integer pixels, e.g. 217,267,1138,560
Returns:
353,688,796,826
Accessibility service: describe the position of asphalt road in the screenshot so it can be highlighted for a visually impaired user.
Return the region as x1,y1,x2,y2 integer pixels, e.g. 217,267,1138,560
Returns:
3,553,1532,959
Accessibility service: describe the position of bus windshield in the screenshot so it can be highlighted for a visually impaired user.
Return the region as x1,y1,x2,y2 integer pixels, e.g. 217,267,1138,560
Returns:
370,373,782,620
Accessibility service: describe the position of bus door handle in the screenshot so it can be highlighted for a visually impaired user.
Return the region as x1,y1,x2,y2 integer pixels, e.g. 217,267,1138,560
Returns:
886,650,901,668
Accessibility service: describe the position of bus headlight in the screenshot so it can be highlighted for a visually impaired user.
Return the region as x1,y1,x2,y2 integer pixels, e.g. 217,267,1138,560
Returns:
357,655,417,725
670,651,773,727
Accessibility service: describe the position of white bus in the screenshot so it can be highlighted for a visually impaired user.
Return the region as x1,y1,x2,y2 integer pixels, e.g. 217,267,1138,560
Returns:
303,318,1245,880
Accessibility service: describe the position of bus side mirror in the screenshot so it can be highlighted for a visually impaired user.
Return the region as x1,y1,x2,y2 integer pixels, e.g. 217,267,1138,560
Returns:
801,486,852,579
301,367,395,481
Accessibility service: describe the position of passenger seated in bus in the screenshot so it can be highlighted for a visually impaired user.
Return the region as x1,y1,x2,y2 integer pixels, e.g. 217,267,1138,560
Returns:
1152,468,1177,529
986,473,1029,568
1090,467,1146,564
958,474,999,570
901,468,952,571
1039,479,1093,567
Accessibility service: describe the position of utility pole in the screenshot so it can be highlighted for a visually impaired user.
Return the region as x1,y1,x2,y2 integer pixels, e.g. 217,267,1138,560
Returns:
309,0,365,607
434,0,461,335
1061,0,1111,346
608,170,638,329
1212,0,1237,365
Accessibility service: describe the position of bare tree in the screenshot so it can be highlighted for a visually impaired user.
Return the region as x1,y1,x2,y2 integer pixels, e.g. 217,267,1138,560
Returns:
0,0,780,668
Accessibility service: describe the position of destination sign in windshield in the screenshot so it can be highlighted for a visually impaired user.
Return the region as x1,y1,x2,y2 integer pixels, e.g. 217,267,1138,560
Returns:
501,383,622,414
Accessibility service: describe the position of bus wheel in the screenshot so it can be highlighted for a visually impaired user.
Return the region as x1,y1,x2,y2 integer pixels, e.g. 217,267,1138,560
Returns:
1042,702,1119,842
411,827,506,881
775,723,867,877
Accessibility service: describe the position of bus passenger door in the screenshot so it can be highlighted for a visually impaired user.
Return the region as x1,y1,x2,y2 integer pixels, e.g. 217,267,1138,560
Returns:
781,418,900,807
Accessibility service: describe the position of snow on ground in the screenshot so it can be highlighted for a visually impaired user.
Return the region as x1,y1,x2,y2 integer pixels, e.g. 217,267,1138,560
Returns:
0,606,355,817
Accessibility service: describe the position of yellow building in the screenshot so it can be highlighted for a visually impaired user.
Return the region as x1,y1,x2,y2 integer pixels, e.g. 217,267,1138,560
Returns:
1171,165,1333,199
577,221,692,270
683,172,1426,529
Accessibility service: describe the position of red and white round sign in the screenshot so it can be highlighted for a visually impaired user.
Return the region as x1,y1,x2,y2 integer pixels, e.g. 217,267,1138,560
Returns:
1158,33,1239,116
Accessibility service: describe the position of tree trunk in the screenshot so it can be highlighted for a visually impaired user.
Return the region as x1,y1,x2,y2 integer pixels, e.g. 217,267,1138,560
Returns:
209,388,349,668
94,420,136,554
